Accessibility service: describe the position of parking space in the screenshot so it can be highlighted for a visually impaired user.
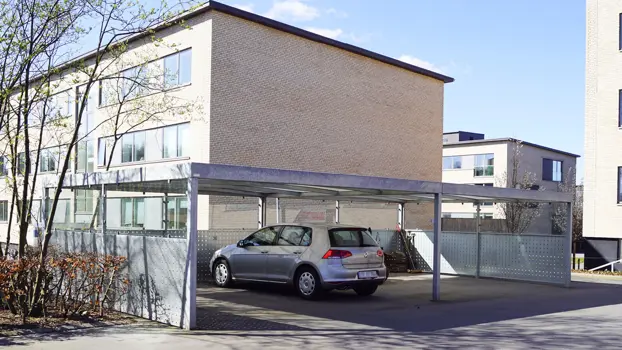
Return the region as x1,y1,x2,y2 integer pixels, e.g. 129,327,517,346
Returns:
194,274,622,333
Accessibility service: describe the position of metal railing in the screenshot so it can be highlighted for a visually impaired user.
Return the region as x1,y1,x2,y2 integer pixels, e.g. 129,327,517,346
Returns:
588,259,622,272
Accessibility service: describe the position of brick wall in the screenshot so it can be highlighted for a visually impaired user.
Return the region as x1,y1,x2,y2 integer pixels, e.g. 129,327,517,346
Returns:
207,11,446,229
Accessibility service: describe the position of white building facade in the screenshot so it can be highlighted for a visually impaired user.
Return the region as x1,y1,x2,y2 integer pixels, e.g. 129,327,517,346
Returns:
442,131,579,234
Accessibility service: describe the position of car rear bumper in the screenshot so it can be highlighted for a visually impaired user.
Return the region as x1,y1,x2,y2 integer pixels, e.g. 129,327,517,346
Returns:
317,262,387,289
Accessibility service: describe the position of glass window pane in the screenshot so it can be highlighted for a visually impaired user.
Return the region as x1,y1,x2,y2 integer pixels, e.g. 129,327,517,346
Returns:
121,198,132,226
163,126,177,158
77,143,87,172
166,198,176,229
178,123,189,157
134,199,144,227
177,198,187,230
134,132,145,162
164,54,179,88
98,138,107,166
247,227,278,246
179,50,191,85
122,134,133,163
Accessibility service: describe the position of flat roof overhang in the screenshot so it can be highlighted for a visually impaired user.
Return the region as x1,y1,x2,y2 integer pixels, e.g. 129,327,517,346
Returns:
52,162,573,204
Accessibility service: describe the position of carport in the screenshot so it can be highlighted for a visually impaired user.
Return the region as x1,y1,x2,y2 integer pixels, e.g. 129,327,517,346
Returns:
46,162,573,330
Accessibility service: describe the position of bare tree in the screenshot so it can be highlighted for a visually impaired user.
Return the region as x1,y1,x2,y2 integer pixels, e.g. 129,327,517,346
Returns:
495,140,544,234
551,170,583,267
0,0,202,316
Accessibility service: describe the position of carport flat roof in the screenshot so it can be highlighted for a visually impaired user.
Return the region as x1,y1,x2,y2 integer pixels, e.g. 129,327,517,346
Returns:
55,162,572,204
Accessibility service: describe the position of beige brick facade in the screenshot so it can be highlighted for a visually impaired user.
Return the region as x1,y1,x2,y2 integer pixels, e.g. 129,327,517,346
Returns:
207,11,446,230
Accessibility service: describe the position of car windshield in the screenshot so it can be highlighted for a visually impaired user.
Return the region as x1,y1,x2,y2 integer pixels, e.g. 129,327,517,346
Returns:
328,228,378,247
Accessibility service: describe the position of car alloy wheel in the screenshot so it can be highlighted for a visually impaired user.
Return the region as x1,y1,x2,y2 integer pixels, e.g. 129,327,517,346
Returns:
298,271,316,296
213,260,232,288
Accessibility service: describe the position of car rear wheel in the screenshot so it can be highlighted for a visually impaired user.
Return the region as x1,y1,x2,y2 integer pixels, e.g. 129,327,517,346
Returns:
295,266,323,300
353,284,378,296
213,259,232,288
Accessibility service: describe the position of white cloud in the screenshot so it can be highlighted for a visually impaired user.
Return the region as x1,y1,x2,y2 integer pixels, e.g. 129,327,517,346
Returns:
264,0,320,22
305,27,343,39
326,8,348,18
398,55,445,74
232,3,255,13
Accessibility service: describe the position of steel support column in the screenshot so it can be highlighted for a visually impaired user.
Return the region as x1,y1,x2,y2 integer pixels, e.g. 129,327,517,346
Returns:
100,184,107,234
335,201,340,224
475,202,482,278
564,201,573,287
276,198,281,223
432,193,442,301
397,203,405,230
258,197,267,228
183,177,198,330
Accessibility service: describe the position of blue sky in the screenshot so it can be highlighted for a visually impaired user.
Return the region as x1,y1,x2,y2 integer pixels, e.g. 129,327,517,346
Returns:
221,0,586,181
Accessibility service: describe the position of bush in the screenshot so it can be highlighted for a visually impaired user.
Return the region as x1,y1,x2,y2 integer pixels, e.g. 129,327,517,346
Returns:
0,246,129,323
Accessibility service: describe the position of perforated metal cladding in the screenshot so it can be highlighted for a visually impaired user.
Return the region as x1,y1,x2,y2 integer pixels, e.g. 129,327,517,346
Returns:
409,231,568,285
479,233,567,284
409,231,477,275
197,229,254,282
50,230,188,327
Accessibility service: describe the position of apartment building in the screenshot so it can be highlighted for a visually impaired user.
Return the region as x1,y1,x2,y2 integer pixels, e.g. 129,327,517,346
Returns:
583,0,622,269
442,131,579,233
0,1,454,245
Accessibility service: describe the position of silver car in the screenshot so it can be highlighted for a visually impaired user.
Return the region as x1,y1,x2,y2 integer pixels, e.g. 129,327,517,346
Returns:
209,223,388,299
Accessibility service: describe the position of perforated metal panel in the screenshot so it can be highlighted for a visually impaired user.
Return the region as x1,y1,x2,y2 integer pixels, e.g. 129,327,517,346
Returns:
409,230,477,275
479,233,566,284
408,230,568,285
197,229,254,282
50,230,188,327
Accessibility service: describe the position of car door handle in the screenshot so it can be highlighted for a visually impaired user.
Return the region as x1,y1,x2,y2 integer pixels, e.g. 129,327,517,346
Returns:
293,251,302,255
261,251,269,254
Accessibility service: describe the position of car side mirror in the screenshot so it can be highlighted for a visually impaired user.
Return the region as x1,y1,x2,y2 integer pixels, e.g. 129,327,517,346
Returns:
237,240,250,248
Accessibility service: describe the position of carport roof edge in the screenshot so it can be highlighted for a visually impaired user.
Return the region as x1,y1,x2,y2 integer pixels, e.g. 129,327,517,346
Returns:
52,162,572,203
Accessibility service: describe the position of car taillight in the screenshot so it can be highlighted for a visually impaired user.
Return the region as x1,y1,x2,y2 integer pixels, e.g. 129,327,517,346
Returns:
322,249,352,259
377,249,383,257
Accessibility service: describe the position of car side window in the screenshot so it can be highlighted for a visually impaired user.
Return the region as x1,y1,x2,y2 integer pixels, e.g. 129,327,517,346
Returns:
247,226,280,246
277,226,312,246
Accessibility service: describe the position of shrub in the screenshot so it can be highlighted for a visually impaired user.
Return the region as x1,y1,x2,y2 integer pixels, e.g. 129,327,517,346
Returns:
0,246,129,323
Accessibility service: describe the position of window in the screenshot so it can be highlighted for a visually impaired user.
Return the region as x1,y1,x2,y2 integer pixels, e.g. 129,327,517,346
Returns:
97,138,108,166
473,183,493,206
277,226,312,246
0,156,8,176
542,158,563,182
618,167,622,203
328,228,378,247
620,13,622,51
18,152,27,175
40,147,59,173
166,197,187,230
619,90,622,127
121,131,146,163
246,226,279,246
76,85,95,173
0,201,7,221
474,154,494,176
162,123,189,158
121,198,145,228
164,49,192,89
75,189,93,213
442,156,462,170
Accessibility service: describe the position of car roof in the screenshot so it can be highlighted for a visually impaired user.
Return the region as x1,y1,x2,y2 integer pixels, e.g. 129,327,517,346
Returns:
269,222,370,230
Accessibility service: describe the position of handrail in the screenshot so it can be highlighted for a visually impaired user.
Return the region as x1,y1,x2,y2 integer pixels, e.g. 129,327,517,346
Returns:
588,259,622,272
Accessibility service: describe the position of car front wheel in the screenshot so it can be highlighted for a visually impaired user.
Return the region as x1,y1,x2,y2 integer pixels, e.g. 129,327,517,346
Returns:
213,259,232,288
353,284,378,296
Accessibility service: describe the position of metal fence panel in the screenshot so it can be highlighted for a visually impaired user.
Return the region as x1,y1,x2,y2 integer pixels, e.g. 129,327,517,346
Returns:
409,230,568,285
50,230,188,327
197,229,255,283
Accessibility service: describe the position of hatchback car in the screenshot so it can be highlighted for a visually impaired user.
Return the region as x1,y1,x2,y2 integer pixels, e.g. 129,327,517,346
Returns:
209,223,388,299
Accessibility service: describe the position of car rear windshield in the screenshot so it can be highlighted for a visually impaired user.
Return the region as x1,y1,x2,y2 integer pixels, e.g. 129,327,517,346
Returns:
328,228,378,247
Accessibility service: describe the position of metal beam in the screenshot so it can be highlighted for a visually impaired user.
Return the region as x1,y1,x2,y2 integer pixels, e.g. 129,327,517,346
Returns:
182,177,198,330
565,202,573,287
258,197,267,228
475,203,481,278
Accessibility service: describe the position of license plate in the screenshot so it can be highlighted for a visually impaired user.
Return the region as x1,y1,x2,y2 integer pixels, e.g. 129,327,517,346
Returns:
357,271,378,279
